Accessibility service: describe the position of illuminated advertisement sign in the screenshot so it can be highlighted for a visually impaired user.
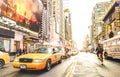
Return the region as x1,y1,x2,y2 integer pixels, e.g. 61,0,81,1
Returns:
0,0,43,32
117,0,120,4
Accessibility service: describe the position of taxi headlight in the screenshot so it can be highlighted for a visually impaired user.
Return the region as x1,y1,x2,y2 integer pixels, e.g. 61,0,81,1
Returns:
14,58,19,62
33,59,44,63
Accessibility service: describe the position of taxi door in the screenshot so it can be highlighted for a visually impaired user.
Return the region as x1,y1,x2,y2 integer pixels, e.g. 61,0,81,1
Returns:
53,48,61,62
51,48,58,63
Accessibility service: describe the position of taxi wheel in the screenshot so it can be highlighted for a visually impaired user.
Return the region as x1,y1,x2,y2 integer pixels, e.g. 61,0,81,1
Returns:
0,60,4,69
104,52,108,59
45,60,51,71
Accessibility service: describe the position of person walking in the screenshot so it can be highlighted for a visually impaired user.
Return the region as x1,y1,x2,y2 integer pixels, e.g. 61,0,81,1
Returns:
16,48,22,56
23,47,27,54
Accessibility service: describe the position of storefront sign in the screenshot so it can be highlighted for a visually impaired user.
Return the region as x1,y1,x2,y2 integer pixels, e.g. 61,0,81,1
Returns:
117,0,120,6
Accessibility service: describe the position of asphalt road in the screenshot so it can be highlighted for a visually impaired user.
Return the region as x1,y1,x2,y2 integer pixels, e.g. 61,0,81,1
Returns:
65,52,120,77
0,52,120,77
0,56,73,77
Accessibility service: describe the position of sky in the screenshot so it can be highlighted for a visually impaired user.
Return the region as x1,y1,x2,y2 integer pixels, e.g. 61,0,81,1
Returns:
68,0,111,49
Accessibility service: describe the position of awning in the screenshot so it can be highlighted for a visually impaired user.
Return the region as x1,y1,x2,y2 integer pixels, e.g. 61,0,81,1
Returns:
29,37,39,40
0,28,15,38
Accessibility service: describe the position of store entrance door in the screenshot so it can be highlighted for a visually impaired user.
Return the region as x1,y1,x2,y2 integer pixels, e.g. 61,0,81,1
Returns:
14,41,20,52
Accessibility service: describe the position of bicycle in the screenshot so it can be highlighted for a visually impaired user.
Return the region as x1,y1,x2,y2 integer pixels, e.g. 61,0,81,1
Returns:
97,52,103,65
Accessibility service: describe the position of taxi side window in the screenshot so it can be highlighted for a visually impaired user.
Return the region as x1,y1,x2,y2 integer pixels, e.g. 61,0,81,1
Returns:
0,48,5,52
52,48,56,54
53,48,59,53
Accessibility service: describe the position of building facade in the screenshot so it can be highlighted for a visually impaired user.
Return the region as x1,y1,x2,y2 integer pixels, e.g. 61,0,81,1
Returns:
0,0,43,54
91,1,111,47
102,1,120,41
93,0,120,47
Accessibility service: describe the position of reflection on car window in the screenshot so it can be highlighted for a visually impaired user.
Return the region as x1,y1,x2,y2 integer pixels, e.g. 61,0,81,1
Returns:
38,48,52,54
0,48,6,52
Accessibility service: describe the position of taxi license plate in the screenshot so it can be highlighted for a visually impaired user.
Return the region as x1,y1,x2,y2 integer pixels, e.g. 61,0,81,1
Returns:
20,64,26,69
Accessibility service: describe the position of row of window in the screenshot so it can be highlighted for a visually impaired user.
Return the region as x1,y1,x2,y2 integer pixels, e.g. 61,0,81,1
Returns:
109,47,120,52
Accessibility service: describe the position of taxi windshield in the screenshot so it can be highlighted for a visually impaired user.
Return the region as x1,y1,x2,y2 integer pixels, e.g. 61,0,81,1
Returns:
37,47,52,54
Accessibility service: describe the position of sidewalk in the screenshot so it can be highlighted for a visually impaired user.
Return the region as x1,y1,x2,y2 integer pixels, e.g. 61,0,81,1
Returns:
10,55,15,62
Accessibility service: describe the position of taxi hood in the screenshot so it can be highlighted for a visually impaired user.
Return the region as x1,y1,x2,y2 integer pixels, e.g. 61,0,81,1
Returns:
17,53,51,59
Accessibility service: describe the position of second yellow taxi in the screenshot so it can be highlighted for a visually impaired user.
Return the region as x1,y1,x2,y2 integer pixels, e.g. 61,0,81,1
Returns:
0,50,10,69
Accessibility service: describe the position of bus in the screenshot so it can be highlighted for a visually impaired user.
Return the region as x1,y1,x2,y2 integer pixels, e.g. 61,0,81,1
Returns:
101,35,120,59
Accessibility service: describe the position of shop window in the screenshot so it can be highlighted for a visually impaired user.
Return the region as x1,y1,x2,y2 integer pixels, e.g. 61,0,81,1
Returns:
109,31,114,38
107,25,111,30
117,19,120,26
0,40,4,51
0,39,10,52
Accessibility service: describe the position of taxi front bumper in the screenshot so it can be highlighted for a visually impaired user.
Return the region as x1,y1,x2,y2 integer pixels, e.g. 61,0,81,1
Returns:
12,62,46,70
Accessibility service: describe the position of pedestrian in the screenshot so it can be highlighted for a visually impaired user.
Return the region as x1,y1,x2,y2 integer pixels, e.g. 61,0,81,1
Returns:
16,48,22,56
23,47,27,54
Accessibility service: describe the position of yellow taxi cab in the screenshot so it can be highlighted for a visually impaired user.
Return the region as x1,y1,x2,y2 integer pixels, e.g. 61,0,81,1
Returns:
0,51,10,68
12,45,63,71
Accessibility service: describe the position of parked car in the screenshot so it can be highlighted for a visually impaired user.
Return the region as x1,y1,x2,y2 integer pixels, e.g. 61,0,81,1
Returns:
0,51,10,68
57,47,71,59
12,45,63,71
57,47,66,58
70,48,79,56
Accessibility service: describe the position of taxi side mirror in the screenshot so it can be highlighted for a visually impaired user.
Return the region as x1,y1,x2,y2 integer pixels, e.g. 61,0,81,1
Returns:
53,51,57,54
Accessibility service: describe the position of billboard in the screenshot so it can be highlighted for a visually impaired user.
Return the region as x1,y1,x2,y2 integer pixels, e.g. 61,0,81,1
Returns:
0,0,43,32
